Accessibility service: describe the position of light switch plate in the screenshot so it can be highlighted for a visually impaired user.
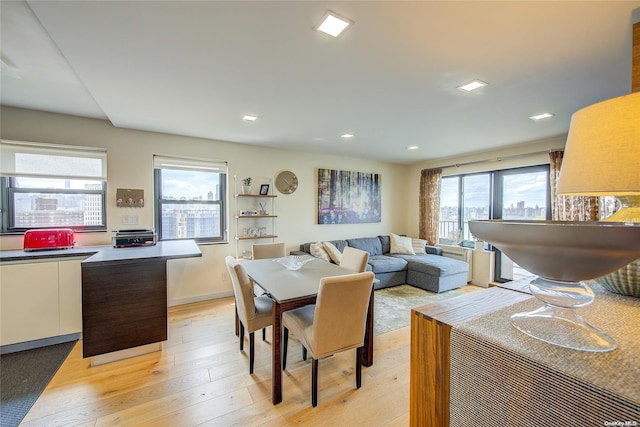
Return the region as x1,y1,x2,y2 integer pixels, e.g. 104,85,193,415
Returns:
123,215,139,225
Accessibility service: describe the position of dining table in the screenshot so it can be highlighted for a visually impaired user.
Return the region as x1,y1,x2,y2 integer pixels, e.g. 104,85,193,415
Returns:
242,256,375,405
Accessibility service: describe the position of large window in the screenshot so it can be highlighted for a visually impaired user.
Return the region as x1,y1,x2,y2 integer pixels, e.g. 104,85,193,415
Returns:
154,155,227,243
439,173,491,244
0,140,107,233
439,165,551,281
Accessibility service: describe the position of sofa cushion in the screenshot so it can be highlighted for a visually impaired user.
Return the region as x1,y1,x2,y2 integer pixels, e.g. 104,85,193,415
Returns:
347,237,383,256
390,233,415,255
323,241,343,264
367,254,408,274
378,235,391,254
412,238,428,254
310,242,331,262
392,254,468,277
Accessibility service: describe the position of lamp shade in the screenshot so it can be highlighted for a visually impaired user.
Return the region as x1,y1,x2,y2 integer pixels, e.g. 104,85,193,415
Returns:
558,92,640,196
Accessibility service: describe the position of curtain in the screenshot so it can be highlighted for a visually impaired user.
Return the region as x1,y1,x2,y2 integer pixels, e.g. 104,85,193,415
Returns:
419,168,442,245
549,151,599,221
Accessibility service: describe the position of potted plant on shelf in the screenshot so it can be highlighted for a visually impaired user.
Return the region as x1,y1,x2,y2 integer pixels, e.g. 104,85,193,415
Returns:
242,177,252,194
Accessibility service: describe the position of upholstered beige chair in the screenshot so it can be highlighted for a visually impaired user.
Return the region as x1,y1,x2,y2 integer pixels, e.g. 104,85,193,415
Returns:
252,242,286,259
225,256,273,374
340,246,370,273
281,271,375,407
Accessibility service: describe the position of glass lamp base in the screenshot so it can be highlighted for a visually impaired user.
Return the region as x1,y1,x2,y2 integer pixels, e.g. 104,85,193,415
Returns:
510,277,617,352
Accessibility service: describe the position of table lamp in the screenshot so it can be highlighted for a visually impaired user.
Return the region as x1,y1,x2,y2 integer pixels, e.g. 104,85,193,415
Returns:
558,92,640,222
558,91,640,298
469,92,640,352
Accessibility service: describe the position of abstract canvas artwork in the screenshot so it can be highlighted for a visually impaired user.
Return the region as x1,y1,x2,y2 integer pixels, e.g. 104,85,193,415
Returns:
317,168,381,224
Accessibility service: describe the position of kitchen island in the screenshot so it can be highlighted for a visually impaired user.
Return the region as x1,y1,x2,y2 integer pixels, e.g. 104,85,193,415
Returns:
81,240,201,362
0,240,201,362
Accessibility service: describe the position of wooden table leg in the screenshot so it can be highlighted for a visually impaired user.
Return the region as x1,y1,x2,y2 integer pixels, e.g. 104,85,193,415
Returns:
235,307,239,337
272,302,283,404
361,287,374,367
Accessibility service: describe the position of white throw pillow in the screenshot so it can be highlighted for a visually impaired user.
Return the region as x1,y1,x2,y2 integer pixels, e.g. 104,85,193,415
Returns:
390,233,415,255
323,241,343,264
310,242,331,262
412,238,427,255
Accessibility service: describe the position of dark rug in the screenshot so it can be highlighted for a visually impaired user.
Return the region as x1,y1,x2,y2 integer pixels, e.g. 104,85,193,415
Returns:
374,284,481,335
0,341,76,427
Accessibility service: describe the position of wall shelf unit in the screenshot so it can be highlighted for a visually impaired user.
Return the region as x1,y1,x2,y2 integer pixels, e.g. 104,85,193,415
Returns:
233,176,277,259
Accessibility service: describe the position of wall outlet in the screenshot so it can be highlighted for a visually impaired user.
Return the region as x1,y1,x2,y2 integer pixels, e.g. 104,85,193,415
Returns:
221,271,229,281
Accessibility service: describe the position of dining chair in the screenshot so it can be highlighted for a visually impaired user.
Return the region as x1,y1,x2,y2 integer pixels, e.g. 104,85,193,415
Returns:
281,271,375,407
340,246,370,273
225,256,273,374
252,242,286,259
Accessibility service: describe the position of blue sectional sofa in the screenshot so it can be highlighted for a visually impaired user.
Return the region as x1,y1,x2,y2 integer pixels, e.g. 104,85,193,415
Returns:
292,235,469,293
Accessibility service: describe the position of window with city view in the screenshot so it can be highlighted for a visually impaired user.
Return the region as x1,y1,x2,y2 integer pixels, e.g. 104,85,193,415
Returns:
439,165,551,281
0,140,107,233
154,155,227,243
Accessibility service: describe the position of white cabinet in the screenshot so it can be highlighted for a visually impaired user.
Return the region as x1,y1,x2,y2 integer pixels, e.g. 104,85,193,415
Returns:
1,261,60,345
0,257,84,346
471,249,495,287
59,259,83,335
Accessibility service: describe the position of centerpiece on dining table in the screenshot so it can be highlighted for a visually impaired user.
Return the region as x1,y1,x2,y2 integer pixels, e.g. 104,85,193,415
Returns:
273,255,314,270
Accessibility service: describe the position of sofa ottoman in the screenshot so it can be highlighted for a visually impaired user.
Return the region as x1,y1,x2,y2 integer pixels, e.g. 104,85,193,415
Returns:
391,254,469,293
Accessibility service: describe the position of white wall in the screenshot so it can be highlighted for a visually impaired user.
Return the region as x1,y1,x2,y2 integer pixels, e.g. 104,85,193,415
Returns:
0,107,408,305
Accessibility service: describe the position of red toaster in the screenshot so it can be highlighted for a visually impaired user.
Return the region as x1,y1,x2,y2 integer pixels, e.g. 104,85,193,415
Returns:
23,228,75,251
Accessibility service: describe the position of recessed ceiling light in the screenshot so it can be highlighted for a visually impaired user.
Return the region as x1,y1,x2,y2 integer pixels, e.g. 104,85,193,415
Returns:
316,11,353,37
457,80,488,92
340,133,355,139
529,112,554,121
407,145,419,150
242,114,258,122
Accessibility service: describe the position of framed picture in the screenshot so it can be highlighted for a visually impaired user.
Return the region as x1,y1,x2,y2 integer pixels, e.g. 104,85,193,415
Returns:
317,168,381,224
259,184,270,195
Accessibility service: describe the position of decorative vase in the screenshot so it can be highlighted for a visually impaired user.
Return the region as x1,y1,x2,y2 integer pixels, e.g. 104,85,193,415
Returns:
241,185,252,194
594,259,640,297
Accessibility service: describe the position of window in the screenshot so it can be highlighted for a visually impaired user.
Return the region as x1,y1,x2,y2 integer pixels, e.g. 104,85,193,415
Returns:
154,155,227,243
439,173,491,245
0,140,107,233
439,165,551,281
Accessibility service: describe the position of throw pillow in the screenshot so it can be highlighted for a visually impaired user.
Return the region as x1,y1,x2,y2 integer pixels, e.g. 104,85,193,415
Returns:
412,238,427,254
323,241,343,264
390,233,415,255
310,242,331,262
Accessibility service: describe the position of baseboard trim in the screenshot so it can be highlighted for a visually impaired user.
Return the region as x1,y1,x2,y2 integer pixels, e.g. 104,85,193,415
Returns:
168,290,233,307
1,332,81,355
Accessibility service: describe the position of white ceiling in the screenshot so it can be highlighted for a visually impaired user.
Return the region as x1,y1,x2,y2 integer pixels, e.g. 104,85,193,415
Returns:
2,1,639,164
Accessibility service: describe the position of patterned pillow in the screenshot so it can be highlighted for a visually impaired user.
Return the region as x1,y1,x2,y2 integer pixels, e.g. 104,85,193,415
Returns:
390,232,415,255
323,241,343,264
412,238,428,255
310,242,331,262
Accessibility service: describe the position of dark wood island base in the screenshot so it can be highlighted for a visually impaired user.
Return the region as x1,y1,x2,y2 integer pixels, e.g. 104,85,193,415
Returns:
81,240,201,362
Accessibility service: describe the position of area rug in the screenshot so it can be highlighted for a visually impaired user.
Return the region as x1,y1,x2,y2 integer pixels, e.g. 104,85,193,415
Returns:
0,341,76,427
374,284,481,335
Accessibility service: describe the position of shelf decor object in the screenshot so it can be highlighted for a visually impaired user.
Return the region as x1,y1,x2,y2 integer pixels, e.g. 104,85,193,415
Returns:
469,220,640,352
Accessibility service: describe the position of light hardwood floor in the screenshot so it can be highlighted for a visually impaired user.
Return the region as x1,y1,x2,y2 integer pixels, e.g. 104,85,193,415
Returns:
22,296,411,426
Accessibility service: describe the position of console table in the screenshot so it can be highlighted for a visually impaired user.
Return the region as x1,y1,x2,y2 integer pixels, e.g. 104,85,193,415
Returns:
410,281,640,426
